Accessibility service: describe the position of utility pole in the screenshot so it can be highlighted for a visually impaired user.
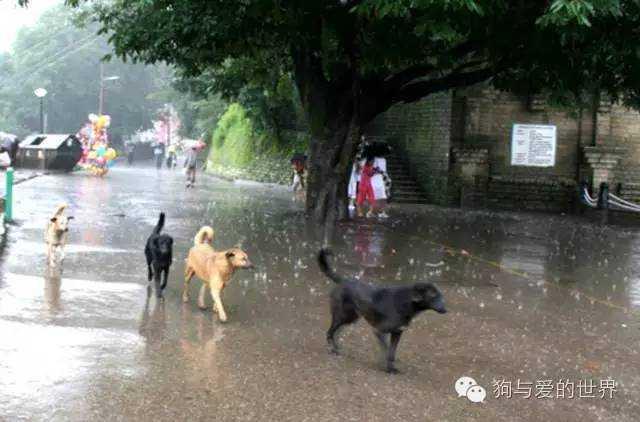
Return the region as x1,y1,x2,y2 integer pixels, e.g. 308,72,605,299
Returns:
99,62,104,115
39,97,44,133
167,109,171,146
34,88,47,134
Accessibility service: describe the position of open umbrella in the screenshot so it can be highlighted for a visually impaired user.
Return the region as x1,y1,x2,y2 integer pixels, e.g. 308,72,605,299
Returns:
362,142,392,158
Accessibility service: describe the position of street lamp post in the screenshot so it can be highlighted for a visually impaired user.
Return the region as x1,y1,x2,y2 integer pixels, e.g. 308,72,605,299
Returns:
34,88,47,134
98,63,119,115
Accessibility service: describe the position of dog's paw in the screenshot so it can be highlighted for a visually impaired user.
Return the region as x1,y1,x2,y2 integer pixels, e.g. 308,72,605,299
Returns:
182,294,190,303
385,366,401,375
218,314,228,322
328,347,340,356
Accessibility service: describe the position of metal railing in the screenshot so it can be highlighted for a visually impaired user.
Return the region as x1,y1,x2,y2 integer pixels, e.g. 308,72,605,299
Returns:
580,181,640,222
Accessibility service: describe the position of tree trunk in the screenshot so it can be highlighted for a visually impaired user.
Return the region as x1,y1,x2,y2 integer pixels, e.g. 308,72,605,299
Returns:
305,106,359,243
291,45,361,240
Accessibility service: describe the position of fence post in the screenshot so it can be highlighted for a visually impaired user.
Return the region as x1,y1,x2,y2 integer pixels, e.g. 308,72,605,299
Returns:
5,167,14,222
598,182,609,225
578,180,589,215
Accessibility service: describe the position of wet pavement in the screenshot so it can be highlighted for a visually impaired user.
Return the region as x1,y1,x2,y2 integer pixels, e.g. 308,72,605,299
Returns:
1,165,639,421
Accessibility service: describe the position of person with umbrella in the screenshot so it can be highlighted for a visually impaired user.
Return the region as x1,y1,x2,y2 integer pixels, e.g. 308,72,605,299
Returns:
0,133,18,168
183,138,206,188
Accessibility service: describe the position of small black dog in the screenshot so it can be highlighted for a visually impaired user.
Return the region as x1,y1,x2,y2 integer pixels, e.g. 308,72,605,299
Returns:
145,212,173,298
318,248,446,373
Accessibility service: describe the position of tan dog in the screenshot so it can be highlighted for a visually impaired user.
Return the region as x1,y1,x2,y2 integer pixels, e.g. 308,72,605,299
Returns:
183,226,253,322
45,204,73,267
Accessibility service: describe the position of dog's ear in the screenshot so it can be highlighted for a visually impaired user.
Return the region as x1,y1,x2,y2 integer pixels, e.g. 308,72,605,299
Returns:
67,216,74,220
225,251,235,259
50,217,57,222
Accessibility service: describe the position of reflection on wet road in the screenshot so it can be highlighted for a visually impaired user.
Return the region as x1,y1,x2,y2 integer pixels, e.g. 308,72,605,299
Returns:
0,166,639,421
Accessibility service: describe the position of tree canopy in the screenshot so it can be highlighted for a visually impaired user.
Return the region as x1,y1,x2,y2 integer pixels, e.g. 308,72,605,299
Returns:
1,5,173,142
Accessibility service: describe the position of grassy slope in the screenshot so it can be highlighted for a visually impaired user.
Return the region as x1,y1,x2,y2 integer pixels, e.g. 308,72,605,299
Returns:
206,103,308,185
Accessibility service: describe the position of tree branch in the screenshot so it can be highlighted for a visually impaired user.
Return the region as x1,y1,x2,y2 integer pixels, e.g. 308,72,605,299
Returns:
380,39,485,93
394,66,497,104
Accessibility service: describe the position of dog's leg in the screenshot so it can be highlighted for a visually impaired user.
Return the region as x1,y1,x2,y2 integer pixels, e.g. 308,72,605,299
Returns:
145,247,153,281
374,330,389,355
385,331,403,374
209,281,227,322
153,264,163,298
197,284,208,310
161,268,169,291
327,292,358,354
49,246,58,268
326,313,358,354
326,318,344,355
182,268,195,303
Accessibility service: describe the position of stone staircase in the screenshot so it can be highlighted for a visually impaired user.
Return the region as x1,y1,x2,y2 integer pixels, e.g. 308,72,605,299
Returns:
385,153,430,204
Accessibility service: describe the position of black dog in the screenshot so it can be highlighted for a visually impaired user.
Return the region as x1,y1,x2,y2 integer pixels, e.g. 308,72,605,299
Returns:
145,213,173,298
318,248,446,373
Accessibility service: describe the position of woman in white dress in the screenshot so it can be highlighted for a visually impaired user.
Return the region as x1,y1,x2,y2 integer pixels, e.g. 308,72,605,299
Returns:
371,156,390,218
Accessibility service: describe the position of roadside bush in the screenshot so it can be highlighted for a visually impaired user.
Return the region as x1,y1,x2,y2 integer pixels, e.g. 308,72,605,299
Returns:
207,103,309,185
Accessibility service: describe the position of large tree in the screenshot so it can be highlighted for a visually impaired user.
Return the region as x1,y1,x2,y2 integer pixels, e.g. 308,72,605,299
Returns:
44,0,640,226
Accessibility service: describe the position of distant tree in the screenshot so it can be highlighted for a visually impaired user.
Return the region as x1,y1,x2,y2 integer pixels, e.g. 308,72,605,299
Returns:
1,5,172,144
33,0,640,228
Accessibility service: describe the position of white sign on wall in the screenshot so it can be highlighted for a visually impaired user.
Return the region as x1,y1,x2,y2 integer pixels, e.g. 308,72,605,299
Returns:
510,124,557,167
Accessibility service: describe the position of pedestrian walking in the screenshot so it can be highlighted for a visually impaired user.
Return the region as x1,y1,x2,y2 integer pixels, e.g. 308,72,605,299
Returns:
153,142,165,169
125,142,135,166
184,146,198,188
166,143,177,169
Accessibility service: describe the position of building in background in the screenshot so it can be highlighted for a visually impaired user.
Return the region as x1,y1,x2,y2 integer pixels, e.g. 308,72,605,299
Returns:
365,85,638,213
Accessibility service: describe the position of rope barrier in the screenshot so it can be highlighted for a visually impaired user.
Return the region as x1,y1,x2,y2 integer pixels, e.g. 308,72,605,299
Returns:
609,193,640,212
582,183,640,213
581,186,598,208
609,199,640,213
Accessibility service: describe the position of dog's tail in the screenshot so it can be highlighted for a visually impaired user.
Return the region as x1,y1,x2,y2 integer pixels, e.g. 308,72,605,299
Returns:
194,226,214,246
53,203,67,218
318,248,349,284
153,212,165,234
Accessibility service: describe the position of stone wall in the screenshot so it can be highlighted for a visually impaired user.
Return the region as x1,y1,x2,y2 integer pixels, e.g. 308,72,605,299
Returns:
608,104,640,197
365,92,453,205
452,87,590,212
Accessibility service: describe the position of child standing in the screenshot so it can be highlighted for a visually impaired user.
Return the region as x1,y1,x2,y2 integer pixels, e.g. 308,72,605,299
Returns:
356,157,377,217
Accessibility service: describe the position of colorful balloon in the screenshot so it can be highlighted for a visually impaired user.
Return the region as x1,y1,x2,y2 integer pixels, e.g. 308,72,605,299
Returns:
105,148,116,160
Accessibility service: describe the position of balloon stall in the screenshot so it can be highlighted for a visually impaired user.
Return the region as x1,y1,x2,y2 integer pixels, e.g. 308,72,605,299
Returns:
78,114,117,176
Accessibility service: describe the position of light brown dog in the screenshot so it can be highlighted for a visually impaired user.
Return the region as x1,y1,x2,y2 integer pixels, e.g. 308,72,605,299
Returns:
45,204,73,267
183,226,253,322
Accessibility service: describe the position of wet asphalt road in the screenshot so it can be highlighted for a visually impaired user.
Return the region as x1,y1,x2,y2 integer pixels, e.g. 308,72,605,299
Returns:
1,165,639,421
